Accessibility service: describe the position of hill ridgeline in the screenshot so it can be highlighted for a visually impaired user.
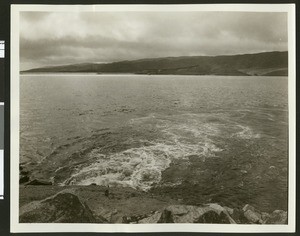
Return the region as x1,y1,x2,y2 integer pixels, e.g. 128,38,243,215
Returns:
23,51,288,76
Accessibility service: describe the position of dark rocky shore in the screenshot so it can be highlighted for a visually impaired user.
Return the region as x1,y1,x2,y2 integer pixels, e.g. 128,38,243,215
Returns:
19,184,287,224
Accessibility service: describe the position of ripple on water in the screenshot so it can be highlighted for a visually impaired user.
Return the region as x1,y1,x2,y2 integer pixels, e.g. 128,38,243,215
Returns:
61,113,260,191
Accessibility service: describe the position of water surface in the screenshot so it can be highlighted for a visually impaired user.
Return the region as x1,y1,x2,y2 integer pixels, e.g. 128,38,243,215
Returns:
20,74,288,212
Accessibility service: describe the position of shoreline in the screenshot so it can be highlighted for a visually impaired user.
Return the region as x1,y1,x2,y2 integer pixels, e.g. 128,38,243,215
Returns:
19,184,288,224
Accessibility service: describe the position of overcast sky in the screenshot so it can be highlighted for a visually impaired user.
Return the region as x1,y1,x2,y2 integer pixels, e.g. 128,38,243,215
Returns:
20,11,287,70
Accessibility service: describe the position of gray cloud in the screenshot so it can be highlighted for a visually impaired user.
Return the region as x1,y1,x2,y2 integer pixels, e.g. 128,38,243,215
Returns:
20,11,288,70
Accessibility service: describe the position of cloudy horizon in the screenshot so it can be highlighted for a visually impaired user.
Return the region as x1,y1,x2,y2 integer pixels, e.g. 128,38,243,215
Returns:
20,11,288,70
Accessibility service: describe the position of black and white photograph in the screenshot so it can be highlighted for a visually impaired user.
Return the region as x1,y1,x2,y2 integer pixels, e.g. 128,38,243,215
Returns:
11,4,295,233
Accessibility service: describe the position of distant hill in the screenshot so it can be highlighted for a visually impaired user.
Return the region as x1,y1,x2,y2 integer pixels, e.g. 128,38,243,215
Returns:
22,51,288,76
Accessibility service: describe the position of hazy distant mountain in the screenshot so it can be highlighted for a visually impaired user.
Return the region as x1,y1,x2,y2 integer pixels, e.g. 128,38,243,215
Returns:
22,51,288,76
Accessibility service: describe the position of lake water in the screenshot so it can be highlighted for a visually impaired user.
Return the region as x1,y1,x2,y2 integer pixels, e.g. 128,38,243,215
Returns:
20,74,288,212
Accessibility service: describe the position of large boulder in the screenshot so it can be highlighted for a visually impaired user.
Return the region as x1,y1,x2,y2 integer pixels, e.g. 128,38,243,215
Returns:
19,192,97,223
157,204,236,224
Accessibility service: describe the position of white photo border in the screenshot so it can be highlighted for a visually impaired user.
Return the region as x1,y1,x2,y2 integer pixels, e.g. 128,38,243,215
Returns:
10,4,296,233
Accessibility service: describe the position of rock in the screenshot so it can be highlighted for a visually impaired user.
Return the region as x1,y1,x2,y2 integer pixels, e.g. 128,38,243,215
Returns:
19,175,30,184
124,215,146,223
19,192,97,223
93,207,118,223
94,213,111,223
19,165,30,184
25,179,52,186
261,212,271,223
223,206,234,215
242,204,262,224
139,212,162,223
122,216,130,223
231,209,249,224
265,210,287,224
157,204,236,224
208,203,229,214
244,209,262,224
158,207,175,223
201,204,236,224
242,204,256,212
20,170,29,175
111,215,123,223
196,210,230,224
122,215,144,223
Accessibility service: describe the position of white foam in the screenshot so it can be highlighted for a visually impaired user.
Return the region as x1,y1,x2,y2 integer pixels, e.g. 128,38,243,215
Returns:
235,125,260,139
63,140,216,190
63,114,224,190
63,113,260,190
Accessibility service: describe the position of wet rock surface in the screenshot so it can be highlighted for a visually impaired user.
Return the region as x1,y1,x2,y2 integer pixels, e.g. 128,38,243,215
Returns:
156,204,236,224
19,192,96,223
19,186,288,224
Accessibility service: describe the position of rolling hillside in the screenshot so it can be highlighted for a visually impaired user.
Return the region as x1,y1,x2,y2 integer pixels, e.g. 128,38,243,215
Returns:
23,51,288,76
